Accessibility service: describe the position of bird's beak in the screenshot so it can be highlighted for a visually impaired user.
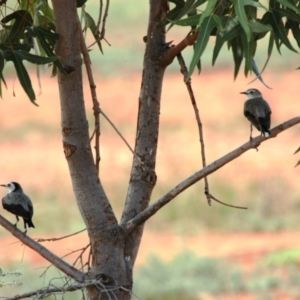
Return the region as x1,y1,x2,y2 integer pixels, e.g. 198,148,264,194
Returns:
240,92,247,94
0,184,6,187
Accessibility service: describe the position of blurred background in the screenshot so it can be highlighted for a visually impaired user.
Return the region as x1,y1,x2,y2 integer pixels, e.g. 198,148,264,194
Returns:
0,0,300,299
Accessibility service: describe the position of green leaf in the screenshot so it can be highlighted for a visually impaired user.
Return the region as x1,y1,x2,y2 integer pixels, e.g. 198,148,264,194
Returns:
276,8,300,22
245,0,268,11
276,0,300,15
1,10,33,44
14,50,59,65
294,146,300,154
188,15,218,78
30,26,66,74
169,14,201,27
0,53,7,98
250,58,272,89
262,11,298,54
7,51,36,104
248,20,272,33
161,0,206,28
231,0,251,42
198,0,218,28
286,19,300,47
239,29,252,75
231,36,243,79
82,10,103,54
212,24,242,65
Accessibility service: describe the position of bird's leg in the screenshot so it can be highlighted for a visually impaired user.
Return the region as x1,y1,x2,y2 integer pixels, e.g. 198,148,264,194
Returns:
249,124,259,151
14,216,19,227
249,124,253,142
23,220,28,234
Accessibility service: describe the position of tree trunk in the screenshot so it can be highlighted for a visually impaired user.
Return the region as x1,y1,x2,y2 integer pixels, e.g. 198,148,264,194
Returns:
120,0,169,280
51,0,168,298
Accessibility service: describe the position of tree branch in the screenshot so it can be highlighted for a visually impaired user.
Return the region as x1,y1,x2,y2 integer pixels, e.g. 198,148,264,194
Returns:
0,215,85,282
165,31,198,65
123,116,300,234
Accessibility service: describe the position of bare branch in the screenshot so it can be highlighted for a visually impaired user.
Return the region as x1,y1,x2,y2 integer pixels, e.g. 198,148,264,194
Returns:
5,278,103,300
0,215,85,282
176,53,212,205
80,26,101,173
123,116,300,233
36,229,86,243
100,0,109,39
165,31,198,65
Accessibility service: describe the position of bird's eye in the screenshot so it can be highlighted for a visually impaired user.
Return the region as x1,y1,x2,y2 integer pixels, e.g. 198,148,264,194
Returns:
250,90,254,94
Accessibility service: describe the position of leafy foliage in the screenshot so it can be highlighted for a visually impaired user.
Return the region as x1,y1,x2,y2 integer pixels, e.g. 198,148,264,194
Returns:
0,2,63,104
0,1,105,104
165,0,300,79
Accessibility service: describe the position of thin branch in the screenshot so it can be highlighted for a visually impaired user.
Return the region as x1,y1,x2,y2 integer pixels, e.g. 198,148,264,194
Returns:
123,116,300,234
35,228,86,243
80,18,141,169
100,0,109,39
208,194,247,209
176,52,212,205
79,25,101,173
165,31,198,65
0,215,85,282
39,245,90,279
73,243,91,271
4,278,105,300
96,0,103,35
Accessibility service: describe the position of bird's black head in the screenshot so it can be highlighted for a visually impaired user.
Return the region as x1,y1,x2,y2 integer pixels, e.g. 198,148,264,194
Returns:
0,182,23,193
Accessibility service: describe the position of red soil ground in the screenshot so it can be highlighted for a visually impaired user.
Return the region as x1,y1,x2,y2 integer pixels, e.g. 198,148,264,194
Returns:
0,69,299,299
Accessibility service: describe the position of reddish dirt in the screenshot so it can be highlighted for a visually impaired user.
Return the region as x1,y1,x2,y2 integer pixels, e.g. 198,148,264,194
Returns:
1,230,300,269
0,69,299,299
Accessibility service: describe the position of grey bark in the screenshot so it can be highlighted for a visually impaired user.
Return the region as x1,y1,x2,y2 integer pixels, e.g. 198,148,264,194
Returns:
51,0,169,298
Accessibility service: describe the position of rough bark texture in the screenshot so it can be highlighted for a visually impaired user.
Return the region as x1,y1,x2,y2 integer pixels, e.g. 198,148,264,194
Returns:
52,1,129,299
120,0,169,277
51,0,169,298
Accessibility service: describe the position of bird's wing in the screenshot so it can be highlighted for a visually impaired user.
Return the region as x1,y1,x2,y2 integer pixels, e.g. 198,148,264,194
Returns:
244,110,261,131
2,202,32,219
263,100,272,114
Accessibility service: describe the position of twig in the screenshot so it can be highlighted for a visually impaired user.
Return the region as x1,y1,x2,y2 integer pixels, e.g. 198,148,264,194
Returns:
96,0,103,35
0,215,85,282
123,116,300,234
100,0,109,39
176,53,212,205
35,228,86,243
208,193,247,209
73,243,91,271
99,110,144,167
4,278,107,300
79,25,101,173
165,31,198,65
40,245,91,279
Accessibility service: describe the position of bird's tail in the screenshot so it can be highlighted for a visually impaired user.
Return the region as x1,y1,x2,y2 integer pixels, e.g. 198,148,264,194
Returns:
25,219,35,228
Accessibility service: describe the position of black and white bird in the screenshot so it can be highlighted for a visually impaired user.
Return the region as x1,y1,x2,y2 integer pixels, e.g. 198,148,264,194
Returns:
1,182,35,233
240,88,272,139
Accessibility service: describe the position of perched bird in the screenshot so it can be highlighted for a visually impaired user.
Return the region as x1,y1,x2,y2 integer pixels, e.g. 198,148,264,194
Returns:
240,88,272,139
1,182,35,233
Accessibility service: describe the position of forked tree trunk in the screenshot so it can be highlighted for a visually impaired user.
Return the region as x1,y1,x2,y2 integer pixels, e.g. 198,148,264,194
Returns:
51,0,168,299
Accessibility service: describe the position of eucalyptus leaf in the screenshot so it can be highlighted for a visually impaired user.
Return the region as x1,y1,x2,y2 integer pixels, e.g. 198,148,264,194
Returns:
245,0,268,11
231,36,243,79
198,0,217,28
169,14,201,27
188,15,218,78
82,10,103,53
276,0,300,15
7,52,36,104
231,0,251,42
